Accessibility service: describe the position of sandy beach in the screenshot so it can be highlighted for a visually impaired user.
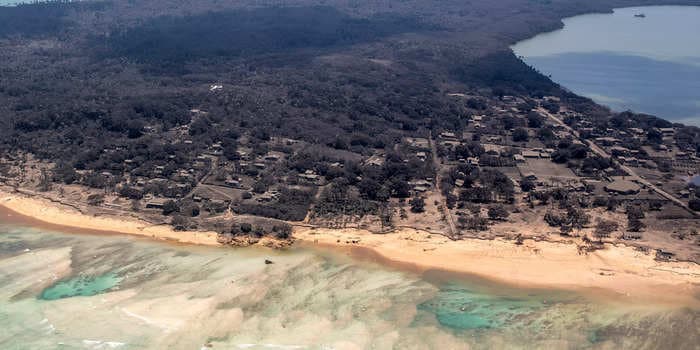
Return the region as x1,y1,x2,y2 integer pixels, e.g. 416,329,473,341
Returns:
1,189,699,302
295,227,700,303
0,190,221,246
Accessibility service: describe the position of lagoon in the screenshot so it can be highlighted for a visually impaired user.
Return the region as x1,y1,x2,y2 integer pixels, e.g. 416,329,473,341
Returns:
512,6,700,126
1,219,699,349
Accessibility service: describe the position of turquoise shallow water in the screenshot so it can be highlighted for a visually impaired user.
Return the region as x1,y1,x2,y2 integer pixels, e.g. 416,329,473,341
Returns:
417,284,550,330
0,222,699,349
39,272,122,300
512,6,700,125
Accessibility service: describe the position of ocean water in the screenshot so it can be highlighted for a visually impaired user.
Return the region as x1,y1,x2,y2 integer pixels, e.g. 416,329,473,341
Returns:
512,6,700,126
0,0,25,5
1,222,699,349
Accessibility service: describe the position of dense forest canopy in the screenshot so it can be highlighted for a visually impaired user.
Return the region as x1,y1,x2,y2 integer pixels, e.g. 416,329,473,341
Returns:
0,1,107,37
102,6,429,64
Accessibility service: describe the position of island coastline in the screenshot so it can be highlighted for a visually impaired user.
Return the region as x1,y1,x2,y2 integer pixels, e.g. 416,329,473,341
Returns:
2,188,699,305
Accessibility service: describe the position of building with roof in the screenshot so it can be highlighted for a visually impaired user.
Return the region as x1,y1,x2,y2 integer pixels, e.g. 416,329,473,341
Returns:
604,179,641,195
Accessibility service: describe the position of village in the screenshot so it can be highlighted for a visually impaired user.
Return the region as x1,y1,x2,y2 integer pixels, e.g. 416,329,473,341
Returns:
0,92,699,261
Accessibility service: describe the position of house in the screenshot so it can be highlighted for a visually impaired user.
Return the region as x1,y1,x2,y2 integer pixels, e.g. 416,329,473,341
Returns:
595,137,621,146
193,161,208,170
264,153,282,162
439,131,457,140
365,155,385,167
618,157,639,166
257,192,279,203
224,179,240,188
513,154,526,163
145,198,169,209
413,185,429,193
604,179,640,195
404,137,430,149
655,250,675,261
236,150,250,160
522,172,537,180
622,231,643,240
629,128,644,135
455,179,465,187
659,128,675,138
299,170,320,182
409,179,432,193
416,152,428,161
569,181,586,192
521,150,540,158
610,146,630,156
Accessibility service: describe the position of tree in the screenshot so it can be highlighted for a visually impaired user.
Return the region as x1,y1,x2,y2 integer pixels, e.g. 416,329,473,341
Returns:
487,204,510,221
459,216,489,231
87,194,104,206
689,199,700,212
240,223,252,233
171,215,190,231
544,211,563,227
566,207,590,230
520,177,535,192
594,220,618,240
647,129,663,144
389,178,411,198
53,162,79,184
181,203,200,217
252,181,267,194
626,205,645,220
527,112,543,128
512,128,529,142
162,200,179,215
38,168,52,192
131,199,141,212
379,204,394,231
627,218,645,232
118,185,143,200
272,223,293,239
253,225,265,238
409,196,425,213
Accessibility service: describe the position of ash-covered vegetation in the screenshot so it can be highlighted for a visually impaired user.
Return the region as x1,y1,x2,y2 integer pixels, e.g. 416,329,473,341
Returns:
0,1,104,37
102,6,428,65
0,0,699,246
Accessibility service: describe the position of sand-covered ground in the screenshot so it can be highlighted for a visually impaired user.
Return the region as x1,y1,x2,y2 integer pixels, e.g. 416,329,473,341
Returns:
0,190,220,246
1,188,699,303
295,227,700,304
